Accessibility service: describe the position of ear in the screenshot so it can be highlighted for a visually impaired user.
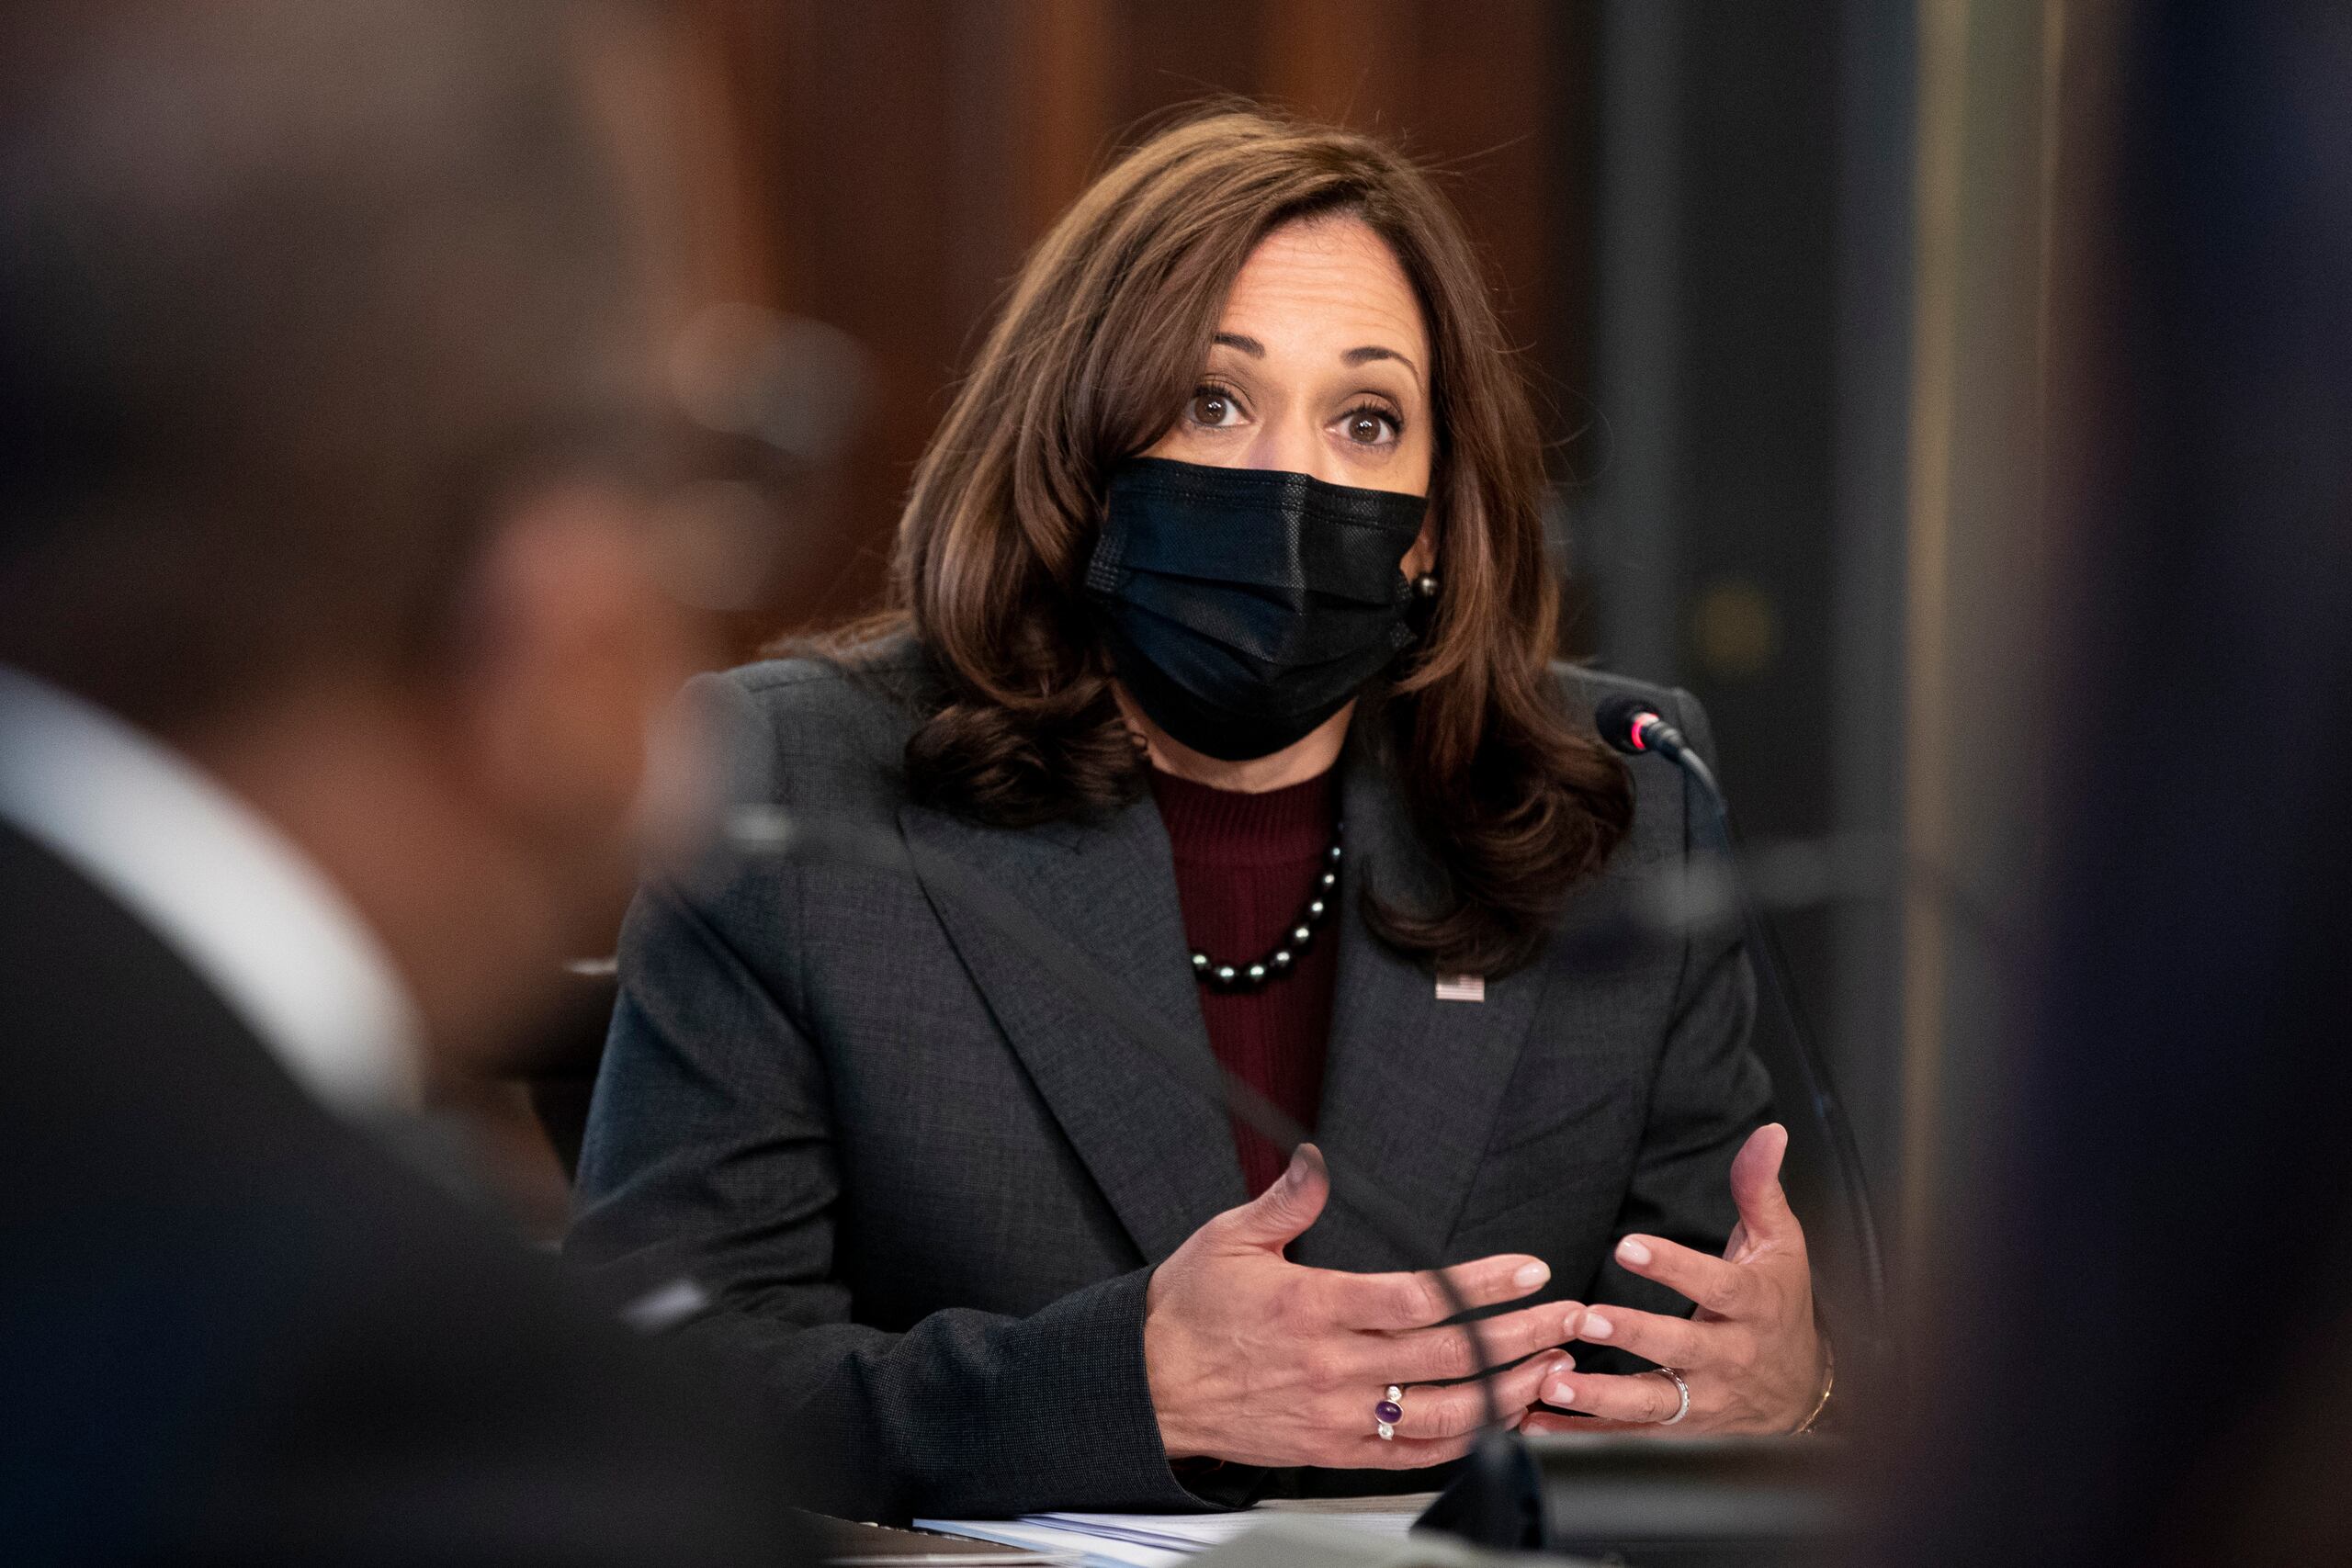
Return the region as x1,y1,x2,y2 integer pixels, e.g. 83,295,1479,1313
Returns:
451,480,705,940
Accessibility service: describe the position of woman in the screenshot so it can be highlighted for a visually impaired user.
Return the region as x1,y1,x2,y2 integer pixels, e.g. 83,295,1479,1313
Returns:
571,108,1828,1521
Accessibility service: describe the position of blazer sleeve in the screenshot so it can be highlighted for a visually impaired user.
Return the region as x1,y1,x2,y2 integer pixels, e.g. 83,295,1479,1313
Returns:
1580,686,1772,1326
566,675,1207,1523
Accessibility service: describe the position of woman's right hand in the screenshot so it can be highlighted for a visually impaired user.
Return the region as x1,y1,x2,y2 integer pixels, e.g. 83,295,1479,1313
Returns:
1142,1144,1577,1470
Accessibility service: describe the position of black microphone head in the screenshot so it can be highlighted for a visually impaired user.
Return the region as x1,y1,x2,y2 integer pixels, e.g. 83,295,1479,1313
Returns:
1594,694,1662,756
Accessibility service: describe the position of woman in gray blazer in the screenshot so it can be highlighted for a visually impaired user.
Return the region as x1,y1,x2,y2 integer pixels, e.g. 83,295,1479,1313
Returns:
570,108,1831,1522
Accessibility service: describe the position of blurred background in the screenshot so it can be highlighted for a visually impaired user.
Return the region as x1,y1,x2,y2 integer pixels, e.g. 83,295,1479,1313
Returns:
488,0,2064,1359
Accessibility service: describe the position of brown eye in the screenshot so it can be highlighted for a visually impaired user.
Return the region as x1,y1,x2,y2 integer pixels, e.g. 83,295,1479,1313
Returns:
1342,404,1400,446
1189,388,1238,427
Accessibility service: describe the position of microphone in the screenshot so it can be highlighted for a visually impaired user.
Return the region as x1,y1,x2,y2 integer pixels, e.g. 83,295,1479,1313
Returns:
1596,694,1892,1352
1595,694,1711,784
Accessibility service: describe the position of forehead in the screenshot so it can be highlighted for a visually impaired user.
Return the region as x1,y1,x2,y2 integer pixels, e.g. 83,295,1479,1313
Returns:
1218,216,1428,359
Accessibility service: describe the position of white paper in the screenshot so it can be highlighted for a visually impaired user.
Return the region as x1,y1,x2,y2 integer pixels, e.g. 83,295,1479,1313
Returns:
913,1517,1180,1568
914,1508,1421,1568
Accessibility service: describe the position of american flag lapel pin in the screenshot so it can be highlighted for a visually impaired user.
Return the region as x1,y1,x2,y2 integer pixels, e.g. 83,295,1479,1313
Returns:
1435,972,1486,1003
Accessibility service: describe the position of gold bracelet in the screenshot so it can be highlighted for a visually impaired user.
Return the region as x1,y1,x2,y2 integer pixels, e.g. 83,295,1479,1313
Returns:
1791,1333,1836,1435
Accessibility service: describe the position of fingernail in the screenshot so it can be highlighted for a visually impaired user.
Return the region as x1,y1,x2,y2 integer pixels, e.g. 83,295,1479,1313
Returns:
1513,1259,1550,1289
1581,1311,1613,1340
1545,1379,1574,1405
1282,1149,1308,1190
1617,1236,1652,1266
1564,1307,1585,1337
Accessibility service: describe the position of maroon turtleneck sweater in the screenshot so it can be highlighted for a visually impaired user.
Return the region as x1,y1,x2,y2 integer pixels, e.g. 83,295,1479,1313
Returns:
1148,766,1340,1197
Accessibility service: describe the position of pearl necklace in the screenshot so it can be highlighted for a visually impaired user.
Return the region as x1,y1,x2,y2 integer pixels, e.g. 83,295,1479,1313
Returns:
1188,822,1344,991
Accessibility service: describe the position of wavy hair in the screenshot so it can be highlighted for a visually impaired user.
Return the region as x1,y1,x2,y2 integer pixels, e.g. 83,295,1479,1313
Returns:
866,107,1631,976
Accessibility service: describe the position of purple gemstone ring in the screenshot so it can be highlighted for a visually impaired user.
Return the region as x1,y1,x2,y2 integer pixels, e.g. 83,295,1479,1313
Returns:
1374,1384,1405,1440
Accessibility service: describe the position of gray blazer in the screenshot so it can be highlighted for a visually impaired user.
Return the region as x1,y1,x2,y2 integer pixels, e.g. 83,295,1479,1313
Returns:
569,636,1768,1522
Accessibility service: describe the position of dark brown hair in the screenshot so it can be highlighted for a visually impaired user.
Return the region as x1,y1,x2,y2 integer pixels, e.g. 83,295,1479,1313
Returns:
881,107,1631,976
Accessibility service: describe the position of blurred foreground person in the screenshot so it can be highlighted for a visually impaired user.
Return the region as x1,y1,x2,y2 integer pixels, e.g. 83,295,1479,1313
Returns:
1881,7,2352,1568
0,4,800,1562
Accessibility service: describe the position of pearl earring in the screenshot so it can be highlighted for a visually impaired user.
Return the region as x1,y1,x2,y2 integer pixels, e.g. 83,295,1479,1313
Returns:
1413,572,1441,600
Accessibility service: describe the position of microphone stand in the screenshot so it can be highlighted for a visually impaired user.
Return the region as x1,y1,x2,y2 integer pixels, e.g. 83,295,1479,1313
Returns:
1600,702,1892,1361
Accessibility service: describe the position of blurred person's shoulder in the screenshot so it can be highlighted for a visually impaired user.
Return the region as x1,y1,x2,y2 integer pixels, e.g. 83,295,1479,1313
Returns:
692,626,938,813
728,624,936,712
1547,660,1712,863
1547,660,1681,728
0,824,803,1565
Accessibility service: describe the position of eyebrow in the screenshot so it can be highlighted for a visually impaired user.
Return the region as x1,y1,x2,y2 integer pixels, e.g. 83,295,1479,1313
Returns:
1210,332,1423,383
1342,344,1420,381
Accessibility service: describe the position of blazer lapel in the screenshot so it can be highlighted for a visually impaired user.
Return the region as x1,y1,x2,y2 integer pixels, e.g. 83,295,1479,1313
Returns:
1295,757,1547,1273
897,795,1250,1264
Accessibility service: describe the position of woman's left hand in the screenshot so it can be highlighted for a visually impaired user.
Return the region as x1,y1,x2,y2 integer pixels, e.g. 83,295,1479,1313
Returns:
1525,1123,1826,1436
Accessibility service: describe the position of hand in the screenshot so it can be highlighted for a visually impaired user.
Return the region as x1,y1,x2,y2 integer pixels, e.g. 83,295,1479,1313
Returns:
1527,1123,1825,1436
1144,1144,1577,1470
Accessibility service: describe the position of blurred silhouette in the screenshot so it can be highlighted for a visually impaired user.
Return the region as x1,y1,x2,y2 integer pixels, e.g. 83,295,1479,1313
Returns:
1879,6,2352,1566
0,2,802,1561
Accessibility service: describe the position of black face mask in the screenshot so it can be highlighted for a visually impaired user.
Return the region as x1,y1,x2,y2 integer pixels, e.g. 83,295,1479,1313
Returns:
1084,457,1428,761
